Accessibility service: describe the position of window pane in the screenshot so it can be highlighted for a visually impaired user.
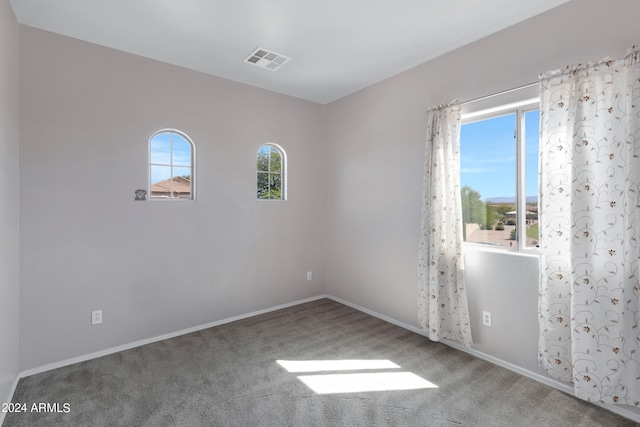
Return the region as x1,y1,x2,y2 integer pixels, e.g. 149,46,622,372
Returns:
257,146,270,172
172,133,192,167
460,114,517,247
525,110,540,247
173,166,191,181
150,133,171,165
172,166,191,198
269,146,282,173
150,165,172,198
150,165,171,185
270,173,282,199
257,172,269,199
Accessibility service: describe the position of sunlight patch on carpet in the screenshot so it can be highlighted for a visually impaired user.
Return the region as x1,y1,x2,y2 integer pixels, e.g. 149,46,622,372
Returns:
297,372,437,394
276,359,438,394
277,359,400,372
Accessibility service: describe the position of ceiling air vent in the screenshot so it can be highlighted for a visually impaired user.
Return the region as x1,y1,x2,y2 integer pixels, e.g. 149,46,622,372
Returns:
244,47,290,71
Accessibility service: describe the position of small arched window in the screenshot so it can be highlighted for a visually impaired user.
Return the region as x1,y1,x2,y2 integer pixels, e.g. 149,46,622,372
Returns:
149,129,195,199
257,143,286,200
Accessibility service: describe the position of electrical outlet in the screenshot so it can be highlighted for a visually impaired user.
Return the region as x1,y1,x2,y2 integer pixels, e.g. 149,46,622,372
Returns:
482,311,491,327
307,271,313,280
92,310,102,325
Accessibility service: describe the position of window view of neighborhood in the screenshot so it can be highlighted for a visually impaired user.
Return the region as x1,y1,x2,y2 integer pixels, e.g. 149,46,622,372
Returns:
151,176,192,199
460,109,539,248
149,130,194,199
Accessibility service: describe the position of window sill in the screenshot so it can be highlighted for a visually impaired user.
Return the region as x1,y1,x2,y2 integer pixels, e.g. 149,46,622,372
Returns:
147,198,196,202
462,242,540,257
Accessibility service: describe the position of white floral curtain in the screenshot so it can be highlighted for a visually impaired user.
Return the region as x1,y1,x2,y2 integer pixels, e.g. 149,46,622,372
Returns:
538,47,640,405
418,101,473,348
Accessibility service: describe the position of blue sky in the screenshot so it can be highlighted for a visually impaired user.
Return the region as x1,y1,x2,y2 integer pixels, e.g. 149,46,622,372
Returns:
150,132,192,184
460,110,539,201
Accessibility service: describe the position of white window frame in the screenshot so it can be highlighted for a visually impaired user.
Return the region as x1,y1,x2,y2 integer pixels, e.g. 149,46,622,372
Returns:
149,129,196,201
461,85,539,252
257,143,287,201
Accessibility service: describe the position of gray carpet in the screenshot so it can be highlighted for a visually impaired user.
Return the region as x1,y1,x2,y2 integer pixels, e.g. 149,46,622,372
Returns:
3,298,638,426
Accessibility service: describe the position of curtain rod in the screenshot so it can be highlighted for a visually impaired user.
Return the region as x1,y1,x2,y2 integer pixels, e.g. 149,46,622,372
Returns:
462,81,538,105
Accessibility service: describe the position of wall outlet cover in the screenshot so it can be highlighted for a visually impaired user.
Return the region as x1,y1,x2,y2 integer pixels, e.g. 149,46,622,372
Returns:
482,311,491,327
92,310,102,325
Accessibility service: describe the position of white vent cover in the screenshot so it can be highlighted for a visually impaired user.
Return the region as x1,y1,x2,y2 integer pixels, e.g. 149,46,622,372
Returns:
244,47,291,71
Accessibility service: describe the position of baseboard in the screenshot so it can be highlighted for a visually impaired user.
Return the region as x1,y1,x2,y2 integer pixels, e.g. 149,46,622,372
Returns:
0,372,21,426
325,294,640,425
20,295,328,378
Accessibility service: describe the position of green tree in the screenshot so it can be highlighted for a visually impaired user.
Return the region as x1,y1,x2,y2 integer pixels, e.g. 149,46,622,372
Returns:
494,204,513,222
257,145,283,199
460,186,496,238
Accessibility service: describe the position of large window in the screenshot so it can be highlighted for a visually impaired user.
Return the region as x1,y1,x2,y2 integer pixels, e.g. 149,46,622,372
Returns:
257,143,286,200
149,129,195,199
460,100,539,250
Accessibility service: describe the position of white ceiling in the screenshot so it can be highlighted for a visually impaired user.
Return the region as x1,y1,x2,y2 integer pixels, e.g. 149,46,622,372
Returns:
9,0,568,104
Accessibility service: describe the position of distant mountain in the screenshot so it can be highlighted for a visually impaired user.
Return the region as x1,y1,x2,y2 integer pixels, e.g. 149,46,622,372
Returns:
485,196,538,204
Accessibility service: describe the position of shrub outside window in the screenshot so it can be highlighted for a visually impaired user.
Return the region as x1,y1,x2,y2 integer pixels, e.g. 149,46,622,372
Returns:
149,129,195,199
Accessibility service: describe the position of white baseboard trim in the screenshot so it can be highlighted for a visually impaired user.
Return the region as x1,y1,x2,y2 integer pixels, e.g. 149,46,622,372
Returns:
0,372,21,426
325,294,640,425
20,295,328,378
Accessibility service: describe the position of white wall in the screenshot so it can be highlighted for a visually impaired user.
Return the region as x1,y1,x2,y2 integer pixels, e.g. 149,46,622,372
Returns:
324,0,640,417
18,26,326,370
0,0,20,411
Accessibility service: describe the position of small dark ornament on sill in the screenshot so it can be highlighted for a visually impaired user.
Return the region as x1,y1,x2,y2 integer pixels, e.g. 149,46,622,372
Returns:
134,189,147,201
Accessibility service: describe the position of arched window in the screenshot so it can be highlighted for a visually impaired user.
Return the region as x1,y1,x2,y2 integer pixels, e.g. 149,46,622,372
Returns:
257,143,286,200
149,129,195,199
